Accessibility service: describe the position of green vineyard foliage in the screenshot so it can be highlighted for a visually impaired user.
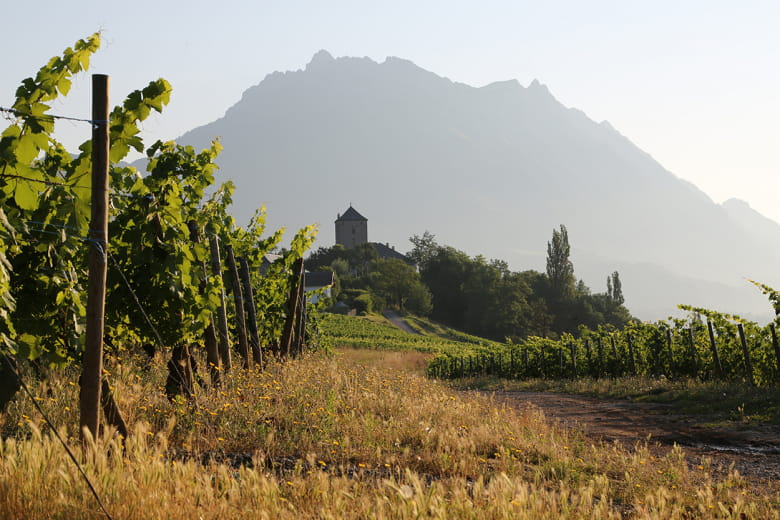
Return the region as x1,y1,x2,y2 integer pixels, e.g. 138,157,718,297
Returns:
0,35,317,371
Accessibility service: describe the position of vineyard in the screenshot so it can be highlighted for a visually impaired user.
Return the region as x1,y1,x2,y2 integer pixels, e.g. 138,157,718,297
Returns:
318,313,502,353
0,34,319,439
3,34,780,519
427,291,780,387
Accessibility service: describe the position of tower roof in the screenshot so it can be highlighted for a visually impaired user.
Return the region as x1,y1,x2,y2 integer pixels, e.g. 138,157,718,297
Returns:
335,206,367,222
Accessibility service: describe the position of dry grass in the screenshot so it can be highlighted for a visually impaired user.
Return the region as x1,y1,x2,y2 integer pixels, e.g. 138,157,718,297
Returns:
0,348,774,519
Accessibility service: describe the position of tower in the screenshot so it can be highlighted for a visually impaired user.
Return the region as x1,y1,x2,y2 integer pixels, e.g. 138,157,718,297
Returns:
335,205,368,248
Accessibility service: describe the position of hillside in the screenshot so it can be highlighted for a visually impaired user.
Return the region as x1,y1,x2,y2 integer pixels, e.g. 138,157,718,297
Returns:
172,50,779,320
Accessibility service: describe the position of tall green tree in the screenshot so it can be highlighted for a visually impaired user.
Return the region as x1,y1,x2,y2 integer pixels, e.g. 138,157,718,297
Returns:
546,225,575,300
607,271,624,306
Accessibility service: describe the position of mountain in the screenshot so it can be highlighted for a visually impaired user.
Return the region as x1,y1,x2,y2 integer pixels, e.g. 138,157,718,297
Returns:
172,50,779,321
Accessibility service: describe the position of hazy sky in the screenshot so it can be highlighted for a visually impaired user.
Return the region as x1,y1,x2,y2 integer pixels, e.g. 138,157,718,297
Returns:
4,1,779,224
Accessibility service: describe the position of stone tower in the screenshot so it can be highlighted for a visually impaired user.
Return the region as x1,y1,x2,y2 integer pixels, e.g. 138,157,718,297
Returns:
335,206,368,248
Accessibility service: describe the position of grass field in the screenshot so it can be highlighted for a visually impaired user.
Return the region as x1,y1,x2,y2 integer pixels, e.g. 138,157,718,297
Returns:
0,316,776,518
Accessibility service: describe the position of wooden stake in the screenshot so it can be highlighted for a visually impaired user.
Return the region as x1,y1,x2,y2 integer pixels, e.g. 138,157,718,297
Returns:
209,236,231,372
627,333,636,375
596,336,603,378
610,336,620,376
225,244,250,369
570,342,577,378
239,257,262,367
706,321,724,379
80,74,109,441
293,274,307,356
688,327,698,376
737,323,756,386
188,221,220,386
770,324,780,380
665,328,675,375
100,378,128,440
279,258,304,359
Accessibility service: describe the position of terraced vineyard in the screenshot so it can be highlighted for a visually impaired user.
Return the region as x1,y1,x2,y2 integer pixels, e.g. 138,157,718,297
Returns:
318,313,500,354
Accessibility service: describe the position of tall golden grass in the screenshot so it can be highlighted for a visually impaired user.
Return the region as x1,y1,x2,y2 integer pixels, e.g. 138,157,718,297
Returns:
0,348,773,519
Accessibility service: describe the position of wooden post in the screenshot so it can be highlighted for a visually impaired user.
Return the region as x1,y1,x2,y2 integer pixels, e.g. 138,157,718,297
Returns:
706,321,724,379
665,328,675,375
770,324,780,379
596,336,603,378
570,342,577,378
558,347,564,375
279,258,304,359
292,273,307,357
239,258,262,367
688,327,698,376
737,324,756,386
522,345,528,375
100,378,128,440
188,221,220,386
627,333,636,375
209,236,231,372
225,244,250,368
610,336,620,376
80,74,109,441
584,339,591,376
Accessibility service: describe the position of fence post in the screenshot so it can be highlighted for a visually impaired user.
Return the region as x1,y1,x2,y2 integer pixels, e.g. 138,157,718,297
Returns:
665,328,675,375
610,336,620,376
510,348,515,378
225,245,251,368
627,333,636,375
280,258,304,359
584,339,592,376
209,236,232,371
706,321,724,379
522,345,528,376
596,336,603,378
81,74,110,441
188,221,220,386
100,378,128,440
570,342,577,378
238,258,263,367
558,347,564,375
737,324,756,386
688,327,698,376
771,324,780,380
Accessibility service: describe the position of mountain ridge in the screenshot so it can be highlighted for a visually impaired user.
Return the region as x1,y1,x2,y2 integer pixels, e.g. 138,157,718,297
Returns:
171,51,779,321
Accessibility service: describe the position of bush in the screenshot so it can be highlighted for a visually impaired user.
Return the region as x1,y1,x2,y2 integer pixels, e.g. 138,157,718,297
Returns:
353,293,373,314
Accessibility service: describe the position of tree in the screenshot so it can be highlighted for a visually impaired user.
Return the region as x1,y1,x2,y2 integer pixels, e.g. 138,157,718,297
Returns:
546,225,575,300
419,246,471,325
607,271,624,306
369,258,432,315
407,231,438,270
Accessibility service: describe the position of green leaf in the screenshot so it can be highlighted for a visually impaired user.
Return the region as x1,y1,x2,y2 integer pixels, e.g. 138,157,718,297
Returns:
13,178,39,211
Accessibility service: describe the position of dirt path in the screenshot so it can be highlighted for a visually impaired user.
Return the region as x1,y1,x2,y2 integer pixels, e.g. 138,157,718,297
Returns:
382,310,419,335
491,391,780,484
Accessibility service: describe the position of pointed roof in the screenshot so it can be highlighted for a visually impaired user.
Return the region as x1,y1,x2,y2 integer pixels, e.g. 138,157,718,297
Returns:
336,205,367,222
